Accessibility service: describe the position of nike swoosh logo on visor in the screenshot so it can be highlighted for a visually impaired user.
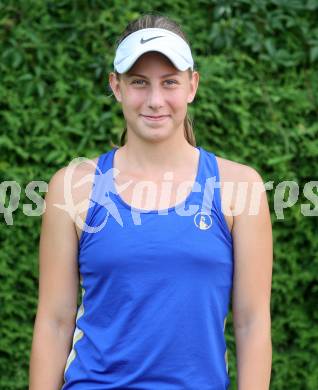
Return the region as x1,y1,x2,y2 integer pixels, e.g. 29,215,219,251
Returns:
140,36,164,44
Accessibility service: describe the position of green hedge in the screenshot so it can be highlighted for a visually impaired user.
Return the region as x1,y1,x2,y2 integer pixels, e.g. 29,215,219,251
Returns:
1,1,317,389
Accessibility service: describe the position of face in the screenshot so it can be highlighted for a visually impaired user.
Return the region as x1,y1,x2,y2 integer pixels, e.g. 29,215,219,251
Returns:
109,51,199,143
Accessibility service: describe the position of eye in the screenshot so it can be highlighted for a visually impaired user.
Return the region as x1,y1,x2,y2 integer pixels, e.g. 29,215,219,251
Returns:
165,79,178,85
131,79,146,85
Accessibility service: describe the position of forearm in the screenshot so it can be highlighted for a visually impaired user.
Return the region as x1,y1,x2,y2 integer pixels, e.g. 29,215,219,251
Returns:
29,316,75,390
234,321,272,390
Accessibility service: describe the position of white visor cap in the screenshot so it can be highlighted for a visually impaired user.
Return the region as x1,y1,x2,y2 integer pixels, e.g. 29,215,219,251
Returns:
114,28,194,74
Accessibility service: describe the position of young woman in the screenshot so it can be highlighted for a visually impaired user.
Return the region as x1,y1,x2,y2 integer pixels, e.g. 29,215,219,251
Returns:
29,14,273,390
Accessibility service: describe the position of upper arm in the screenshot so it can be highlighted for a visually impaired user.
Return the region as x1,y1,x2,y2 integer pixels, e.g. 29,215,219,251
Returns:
231,166,273,329
36,167,79,328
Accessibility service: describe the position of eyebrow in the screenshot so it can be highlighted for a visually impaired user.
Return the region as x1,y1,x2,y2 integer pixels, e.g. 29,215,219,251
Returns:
126,72,181,78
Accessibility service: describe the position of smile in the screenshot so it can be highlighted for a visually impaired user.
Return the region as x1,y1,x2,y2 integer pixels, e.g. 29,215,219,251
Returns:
141,115,169,122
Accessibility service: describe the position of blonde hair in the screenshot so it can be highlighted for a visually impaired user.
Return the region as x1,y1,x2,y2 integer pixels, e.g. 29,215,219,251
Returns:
110,13,196,148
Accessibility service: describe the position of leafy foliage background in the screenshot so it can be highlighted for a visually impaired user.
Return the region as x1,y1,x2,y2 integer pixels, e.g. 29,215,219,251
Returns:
0,0,317,389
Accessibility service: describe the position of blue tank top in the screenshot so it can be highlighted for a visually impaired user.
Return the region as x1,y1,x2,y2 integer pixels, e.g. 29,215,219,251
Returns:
61,146,234,390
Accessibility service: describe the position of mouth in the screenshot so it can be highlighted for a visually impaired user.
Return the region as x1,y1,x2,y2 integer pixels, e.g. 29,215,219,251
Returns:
141,115,169,122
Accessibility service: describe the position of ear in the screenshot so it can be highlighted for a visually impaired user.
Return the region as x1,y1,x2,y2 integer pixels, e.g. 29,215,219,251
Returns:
187,71,200,104
108,72,123,102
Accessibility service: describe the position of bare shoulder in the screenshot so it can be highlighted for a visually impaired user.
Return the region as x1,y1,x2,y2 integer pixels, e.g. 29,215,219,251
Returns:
47,155,100,242
215,155,264,184
214,155,267,233
62,155,100,242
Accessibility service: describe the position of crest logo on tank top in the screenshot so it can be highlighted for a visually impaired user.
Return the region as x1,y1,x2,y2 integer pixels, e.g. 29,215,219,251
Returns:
193,211,213,230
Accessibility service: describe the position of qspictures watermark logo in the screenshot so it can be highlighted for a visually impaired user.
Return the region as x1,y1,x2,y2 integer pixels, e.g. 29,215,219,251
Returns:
1,156,317,231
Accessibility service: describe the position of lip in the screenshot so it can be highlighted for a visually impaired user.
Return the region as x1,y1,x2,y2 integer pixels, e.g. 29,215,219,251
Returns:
141,115,169,122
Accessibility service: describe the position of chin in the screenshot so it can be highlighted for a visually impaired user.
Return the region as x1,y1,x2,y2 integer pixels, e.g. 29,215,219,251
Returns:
140,127,172,141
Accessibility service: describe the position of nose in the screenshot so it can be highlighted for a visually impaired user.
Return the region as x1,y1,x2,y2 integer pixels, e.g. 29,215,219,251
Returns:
146,85,164,110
